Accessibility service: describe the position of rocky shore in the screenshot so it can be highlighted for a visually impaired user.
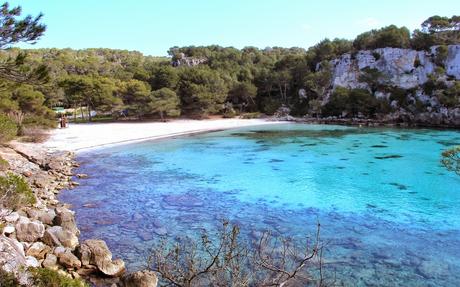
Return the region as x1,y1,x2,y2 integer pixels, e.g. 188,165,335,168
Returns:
0,142,157,286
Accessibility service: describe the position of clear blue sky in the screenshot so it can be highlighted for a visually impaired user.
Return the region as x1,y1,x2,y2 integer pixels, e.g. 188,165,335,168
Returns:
9,0,459,56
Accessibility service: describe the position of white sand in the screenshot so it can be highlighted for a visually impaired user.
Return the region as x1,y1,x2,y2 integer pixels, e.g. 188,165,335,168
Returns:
41,118,282,153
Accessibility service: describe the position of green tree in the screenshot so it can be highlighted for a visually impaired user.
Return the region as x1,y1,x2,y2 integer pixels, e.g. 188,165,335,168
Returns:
177,67,228,116
119,79,151,118
0,2,48,85
149,88,180,121
227,82,257,112
149,65,179,90
353,25,411,50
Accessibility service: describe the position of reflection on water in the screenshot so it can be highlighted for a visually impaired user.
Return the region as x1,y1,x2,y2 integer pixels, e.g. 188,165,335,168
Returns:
60,124,460,286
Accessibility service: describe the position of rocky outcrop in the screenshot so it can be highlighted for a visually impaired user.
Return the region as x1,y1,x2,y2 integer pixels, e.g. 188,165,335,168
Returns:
121,270,158,287
172,52,207,67
322,44,460,127
329,45,460,90
0,143,135,286
15,216,45,242
79,239,125,277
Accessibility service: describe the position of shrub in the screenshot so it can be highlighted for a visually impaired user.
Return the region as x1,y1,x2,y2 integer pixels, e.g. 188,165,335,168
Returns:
149,221,326,287
18,127,50,143
0,269,19,287
323,87,350,117
372,51,381,61
0,114,18,143
0,172,36,210
435,45,448,67
29,268,88,287
0,156,9,171
241,112,263,119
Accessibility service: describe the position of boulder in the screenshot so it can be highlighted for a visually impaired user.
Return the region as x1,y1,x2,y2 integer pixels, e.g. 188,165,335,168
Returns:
122,270,158,287
79,239,125,276
2,225,15,235
42,226,79,249
37,209,56,225
26,242,51,259
0,235,27,273
25,256,40,267
4,211,20,223
15,216,45,242
58,249,82,269
42,253,58,270
54,207,80,236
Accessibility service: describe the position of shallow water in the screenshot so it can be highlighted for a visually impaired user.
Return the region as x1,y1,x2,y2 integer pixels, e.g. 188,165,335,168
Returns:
60,124,460,286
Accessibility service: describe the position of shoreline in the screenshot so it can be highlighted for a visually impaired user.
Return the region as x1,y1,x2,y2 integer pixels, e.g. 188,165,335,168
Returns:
39,118,284,153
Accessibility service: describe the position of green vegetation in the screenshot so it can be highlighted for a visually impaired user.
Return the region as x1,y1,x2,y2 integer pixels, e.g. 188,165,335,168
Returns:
0,269,19,287
1,2,459,128
0,172,36,210
442,146,460,175
29,268,88,287
0,155,9,170
0,114,18,143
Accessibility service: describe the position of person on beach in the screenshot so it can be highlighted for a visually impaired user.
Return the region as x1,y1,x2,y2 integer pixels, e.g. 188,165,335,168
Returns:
63,114,68,128
59,114,63,128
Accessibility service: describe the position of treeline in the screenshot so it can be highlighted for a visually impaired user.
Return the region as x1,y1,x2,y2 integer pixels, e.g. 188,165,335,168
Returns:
1,14,459,134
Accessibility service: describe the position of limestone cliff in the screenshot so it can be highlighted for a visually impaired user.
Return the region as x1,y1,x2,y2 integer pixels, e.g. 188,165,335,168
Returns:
325,45,460,126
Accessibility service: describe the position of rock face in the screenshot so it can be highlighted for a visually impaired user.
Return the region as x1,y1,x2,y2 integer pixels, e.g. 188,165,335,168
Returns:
172,52,207,67
15,216,45,242
329,45,460,90
79,239,126,277
446,45,460,79
54,206,80,236
121,270,158,287
0,236,38,285
26,242,51,259
323,44,460,127
58,249,82,268
43,225,79,249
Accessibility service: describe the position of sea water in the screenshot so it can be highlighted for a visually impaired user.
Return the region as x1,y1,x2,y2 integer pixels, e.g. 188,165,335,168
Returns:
60,124,460,286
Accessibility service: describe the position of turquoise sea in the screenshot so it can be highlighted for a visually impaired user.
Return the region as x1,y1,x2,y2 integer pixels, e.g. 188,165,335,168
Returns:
60,124,460,286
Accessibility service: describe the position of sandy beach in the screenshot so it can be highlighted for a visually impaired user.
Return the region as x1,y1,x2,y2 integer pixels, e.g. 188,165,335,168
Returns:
40,118,281,152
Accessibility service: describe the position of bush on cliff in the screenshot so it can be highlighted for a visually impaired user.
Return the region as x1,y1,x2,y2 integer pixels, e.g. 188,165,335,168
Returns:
0,156,9,171
0,269,19,287
0,172,36,210
30,268,88,287
0,114,18,143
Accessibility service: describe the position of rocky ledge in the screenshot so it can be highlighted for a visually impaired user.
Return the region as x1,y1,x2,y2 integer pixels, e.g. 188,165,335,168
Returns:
0,142,157,286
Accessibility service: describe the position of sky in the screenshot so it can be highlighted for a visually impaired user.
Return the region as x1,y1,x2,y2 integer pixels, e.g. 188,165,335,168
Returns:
9,0,459,56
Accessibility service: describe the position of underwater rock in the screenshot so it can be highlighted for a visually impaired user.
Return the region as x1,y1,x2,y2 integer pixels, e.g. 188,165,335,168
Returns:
416,260,449,279
163,194,204,208
153,227,168,236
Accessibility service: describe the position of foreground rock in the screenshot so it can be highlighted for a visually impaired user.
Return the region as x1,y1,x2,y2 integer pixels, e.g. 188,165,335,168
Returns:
0,143,134,286
121,270,158,287
15,216,45,242
79,239,126,277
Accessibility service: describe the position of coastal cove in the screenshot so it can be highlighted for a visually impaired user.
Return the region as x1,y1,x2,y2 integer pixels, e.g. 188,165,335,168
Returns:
60,122,460,286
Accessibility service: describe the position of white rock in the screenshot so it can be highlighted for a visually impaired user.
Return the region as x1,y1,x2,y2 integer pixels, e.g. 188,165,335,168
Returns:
3,225,15,235
4,212,20,223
